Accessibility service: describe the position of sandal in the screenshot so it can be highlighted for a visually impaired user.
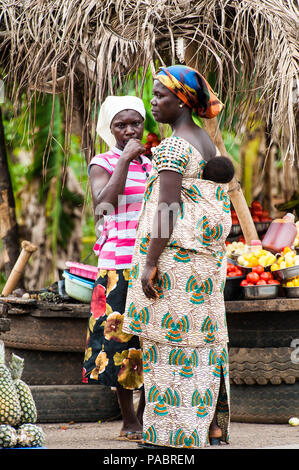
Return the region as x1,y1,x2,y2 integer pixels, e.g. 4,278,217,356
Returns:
209,437,221,445
137,442,161,449
117,430,143,443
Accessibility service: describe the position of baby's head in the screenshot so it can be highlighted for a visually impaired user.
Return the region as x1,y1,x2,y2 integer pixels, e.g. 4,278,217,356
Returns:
202,156,235,183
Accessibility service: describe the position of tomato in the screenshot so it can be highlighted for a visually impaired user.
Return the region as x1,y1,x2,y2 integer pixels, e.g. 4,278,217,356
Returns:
260,272,273,281
252,209,263,218
231,217,239,225
262,210,269,218
240,280,248,286
256,280,267,285
234,269,243,276
146,132,159,143
252,216,260,222
246,272,260,284
251,201,263,211
151,141,160,148
227,271,236,277
252,266,264,275
266,279,280,285
238,236,246,243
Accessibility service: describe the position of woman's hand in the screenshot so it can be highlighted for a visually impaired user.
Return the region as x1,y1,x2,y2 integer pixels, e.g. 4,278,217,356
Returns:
122,138,145,162
141,264,159,300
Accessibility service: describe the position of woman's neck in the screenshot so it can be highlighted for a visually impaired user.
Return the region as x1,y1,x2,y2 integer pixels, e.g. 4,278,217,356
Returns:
171,112,197,137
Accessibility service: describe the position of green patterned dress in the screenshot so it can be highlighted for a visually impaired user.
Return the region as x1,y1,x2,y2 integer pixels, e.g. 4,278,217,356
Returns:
122,136,232,448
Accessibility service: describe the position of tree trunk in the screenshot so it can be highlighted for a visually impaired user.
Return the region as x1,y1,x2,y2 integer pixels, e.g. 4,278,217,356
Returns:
0,107,21,281
185,44,259,244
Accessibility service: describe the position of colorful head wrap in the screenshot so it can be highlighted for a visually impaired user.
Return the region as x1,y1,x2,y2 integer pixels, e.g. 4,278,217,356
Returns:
155,65,223,119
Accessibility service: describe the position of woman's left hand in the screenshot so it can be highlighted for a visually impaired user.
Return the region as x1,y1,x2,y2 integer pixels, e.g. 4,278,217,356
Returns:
141,264,159,300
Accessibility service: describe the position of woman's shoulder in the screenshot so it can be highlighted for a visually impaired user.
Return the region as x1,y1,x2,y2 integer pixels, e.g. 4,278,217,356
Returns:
154,135,193,155
88,150,119,175
90,149,118,164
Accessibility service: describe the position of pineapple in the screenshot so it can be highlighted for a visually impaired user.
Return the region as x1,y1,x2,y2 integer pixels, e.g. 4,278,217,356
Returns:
0,341,22,426
17,423,45,447
9,353,37,424
0,424,18,448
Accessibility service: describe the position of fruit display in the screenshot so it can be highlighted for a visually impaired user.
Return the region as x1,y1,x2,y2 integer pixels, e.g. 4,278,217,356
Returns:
270,247,299,271
144,132,160,157
0,423,45,448
226,262,243,277
237,248,276,268
0,425,18,448
224,262,245,301
0,341,45,448
282,276,299,288
240,268,280,287
9,353,37,425
0,342,22,427
240,266,280,300
17,423,45,448
230,201,272,229
226,241,248,259
249,200,272,224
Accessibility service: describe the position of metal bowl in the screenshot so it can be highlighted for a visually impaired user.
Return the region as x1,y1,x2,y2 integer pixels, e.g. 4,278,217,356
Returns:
227,257,250,274
242,284,279,300
272,265,299,281
226,257,272,274
255,221,271,233
283,286,299,298
229,224,242,237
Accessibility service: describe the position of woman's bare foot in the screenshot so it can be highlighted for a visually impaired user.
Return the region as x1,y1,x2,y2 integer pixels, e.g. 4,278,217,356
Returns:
209,414,222,438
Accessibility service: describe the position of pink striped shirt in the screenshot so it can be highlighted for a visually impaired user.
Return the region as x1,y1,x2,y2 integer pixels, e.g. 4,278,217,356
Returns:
89,147,152,270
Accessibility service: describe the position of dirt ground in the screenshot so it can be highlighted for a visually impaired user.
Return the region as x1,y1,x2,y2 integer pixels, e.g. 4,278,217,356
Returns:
41,419,299,450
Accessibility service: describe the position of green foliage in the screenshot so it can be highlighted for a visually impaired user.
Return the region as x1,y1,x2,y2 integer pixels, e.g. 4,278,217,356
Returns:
1,95,85,278
276,192,299,219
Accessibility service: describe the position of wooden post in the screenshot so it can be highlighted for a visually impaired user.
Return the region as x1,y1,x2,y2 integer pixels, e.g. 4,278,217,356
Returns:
185,44,259,244
1,241,37,297
202,117,259,243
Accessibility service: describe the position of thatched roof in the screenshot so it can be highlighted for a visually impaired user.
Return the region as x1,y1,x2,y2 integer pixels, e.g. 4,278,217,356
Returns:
0,0,298,164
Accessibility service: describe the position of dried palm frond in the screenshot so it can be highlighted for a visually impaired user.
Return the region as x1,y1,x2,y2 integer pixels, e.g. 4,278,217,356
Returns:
0,0,298,164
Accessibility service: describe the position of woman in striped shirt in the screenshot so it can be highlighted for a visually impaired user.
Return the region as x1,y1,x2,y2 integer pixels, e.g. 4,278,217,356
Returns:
82,96,152,442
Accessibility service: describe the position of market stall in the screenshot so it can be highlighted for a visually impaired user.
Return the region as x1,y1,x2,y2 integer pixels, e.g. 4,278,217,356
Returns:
1,209,299,426
224,203,299,423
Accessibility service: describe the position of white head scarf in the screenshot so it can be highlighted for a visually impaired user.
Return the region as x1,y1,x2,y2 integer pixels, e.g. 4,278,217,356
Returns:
96,96,146,148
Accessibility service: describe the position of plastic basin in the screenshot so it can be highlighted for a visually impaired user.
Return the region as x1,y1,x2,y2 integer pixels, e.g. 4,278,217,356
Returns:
62,270,94,303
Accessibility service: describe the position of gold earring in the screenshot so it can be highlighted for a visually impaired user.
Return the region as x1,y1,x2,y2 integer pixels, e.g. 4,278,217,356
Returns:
179,103,184,108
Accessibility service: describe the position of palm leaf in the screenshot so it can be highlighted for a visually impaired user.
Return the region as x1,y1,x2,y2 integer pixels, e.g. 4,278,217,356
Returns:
0,0,297,164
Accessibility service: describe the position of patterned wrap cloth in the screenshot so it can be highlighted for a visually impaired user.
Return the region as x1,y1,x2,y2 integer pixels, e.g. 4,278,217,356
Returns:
122,136,232,448
155,65,223,119
83,269,143,389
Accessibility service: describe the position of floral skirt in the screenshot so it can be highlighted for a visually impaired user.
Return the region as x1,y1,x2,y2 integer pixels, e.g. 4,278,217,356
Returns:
142,339,230,448
82,269,143,390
